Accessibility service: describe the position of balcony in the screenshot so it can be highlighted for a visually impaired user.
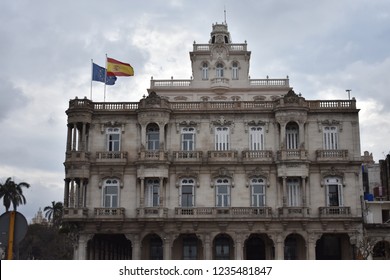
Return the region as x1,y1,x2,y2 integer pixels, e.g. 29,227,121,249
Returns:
94,207,125,220
278,207,310,218
208,150,238,162
138,150,169,162
242,150,273,162
174,207,272,218
65,151,90,162
172,151,203,162
96,151,128,164
136,207,168,218
319,207,351,218
210,78,230,93
63,208,88,220
277,149,308,161
316,150,349,161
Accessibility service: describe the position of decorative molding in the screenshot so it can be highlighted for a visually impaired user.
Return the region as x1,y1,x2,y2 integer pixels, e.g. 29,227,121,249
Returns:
175,120,199,133
244,120,269,133
317,119,343,132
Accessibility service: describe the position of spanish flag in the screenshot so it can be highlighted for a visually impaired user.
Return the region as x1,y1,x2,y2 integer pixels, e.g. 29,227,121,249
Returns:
106,57,134,76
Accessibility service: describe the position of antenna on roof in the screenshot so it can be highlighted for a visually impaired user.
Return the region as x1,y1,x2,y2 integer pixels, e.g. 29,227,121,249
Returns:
224,6,227,24
346,89,352,100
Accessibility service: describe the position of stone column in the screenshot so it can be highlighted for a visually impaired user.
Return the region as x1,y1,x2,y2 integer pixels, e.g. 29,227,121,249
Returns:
275,234,284,260
81,122,87,151
279,122,286,149
204,234,212,260
140,177,145,207
282,176,287,207
72,123,77,150
64,179,70,207
66,125,72,151
163,235,171,260
307,234,317,260
234,233,243,260
302,176,307,207
77,234,89,260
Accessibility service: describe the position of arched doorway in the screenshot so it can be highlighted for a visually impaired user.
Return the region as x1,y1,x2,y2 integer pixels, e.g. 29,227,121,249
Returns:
213,234,234,260
316,233,353,260
141,233,163,260
244,234,274,260
172,234,203,260
284,233,306,260
87,234,132,260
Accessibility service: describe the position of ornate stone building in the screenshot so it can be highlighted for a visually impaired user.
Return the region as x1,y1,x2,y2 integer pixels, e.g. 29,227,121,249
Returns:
63,22,364,260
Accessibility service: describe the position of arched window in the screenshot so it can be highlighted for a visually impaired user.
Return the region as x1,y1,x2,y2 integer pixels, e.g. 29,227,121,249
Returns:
181,127,195,151
103,179,119,208
202,62,208,80
324,177,343,206
215,178,231,207
215,126,229,151
232,62,239,80
216,63,224,78
249,126,264,150
146,123,159,150
180,178,195,207
250,177,266,207
286,122,299,149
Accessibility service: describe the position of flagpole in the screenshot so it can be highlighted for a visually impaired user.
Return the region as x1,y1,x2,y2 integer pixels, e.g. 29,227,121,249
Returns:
104,54,108,102
90,59,93,100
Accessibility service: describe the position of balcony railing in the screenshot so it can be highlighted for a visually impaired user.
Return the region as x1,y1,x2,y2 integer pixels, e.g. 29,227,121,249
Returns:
63,208,88,219
277,149,308,161
138,150,168,161
172,151,203,161
316,150,349,161
65,151,90,161
242,150,273,161
68,97,357,113
136,207,168,218
208,150,238,161
278,207,310,218
94,207,125,219
96,151,128,162
174,207,272,218
210,78,230,93
319,207,351,217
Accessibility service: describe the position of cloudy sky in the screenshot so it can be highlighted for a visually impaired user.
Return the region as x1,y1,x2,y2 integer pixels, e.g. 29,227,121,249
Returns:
1,0,390,222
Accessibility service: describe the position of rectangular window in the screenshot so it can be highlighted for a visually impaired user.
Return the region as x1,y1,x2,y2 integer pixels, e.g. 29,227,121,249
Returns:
327,184,343,206
287,179,300,207
249,126,264,150
251,184,265,207
323,126,338,150
107,128,120,151
181,127,195,151
216,185,230,207
104,185,118,208
215,127,229,151
146,179,160,207
181,185,194,207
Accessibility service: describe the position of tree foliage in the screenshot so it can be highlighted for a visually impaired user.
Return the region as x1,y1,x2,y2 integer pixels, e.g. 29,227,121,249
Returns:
0,177,30,211
18,224,73,260
44,201,63,228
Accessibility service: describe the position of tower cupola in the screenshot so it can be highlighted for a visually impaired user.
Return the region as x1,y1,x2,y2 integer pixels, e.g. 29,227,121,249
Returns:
210,22,231,44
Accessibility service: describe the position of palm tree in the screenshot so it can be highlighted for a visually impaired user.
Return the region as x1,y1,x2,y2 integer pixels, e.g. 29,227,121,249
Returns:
0,177,30,212
44,201,63,228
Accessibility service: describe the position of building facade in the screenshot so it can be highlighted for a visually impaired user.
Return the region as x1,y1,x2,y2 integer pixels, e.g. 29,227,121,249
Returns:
363,153,390,259
63,22,364,260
